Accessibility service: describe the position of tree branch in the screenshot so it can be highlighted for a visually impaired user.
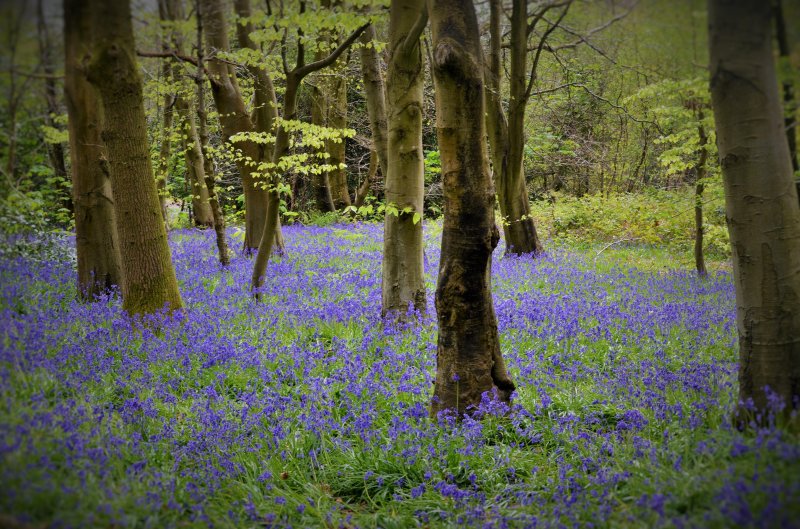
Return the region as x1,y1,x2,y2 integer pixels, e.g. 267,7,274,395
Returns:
401,6,428,55
294,22,370,79
524,5,569,101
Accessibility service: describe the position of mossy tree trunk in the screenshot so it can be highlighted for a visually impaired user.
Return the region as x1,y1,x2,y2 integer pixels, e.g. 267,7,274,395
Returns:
64,0,122,299
381,0,427,318
85,0,183,315
428,0,515,417
709,0,800,428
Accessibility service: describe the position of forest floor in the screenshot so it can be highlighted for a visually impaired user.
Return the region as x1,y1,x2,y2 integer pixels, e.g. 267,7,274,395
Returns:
1,223,798,528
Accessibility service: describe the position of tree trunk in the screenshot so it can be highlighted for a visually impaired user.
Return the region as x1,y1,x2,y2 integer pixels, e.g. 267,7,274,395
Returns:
709,0,800,428
694,116,708,277
251,19,369,295
159,0,214,229
381,0,427,318
485,0,543,256
428,0,515,417
310,6,351,212
157,57,174,226
355,148,378,208
359,24,389,179
774,0,798,174
36,0,71,216
85,0,183,315
310,73,335,212
201,0,268,253
326,67,351,210
196,0,230,265
175,96,214,227
63,0,122,299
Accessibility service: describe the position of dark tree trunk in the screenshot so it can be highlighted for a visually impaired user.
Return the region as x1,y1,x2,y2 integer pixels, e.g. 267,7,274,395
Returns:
694,115,708,277
709,0,800,428
428,0,515,417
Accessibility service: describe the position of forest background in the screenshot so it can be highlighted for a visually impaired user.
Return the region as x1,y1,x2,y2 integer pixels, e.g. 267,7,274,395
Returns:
4,0,797,267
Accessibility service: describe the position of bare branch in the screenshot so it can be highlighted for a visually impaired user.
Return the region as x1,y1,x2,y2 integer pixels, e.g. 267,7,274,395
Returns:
524,4,569,101
294,22,370,79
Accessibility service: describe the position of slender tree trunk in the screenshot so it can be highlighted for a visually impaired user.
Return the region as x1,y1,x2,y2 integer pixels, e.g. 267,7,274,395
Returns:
86,0,183,315
381,0,427,318
428,0,515,417
310,74,335,212
326,66,351,210
159,0,214,228
175,96,214,227
251,19,369,295
36,0,71,215
709,0,800,428
201,0,267,253
485,0,542,256
157,57,175,226
694,116,708,277
359,24,389,179
232,0,285,253
774,0,798,174
355,148,378,207
63,0,122,299
196,0,229,265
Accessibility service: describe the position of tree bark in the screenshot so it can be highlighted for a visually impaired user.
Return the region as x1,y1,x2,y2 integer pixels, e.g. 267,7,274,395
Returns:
310,3,351,212
310,70,335,212
85,0,183,315
709,0,800,428
200,0,268,253
694,115,708,277
196,0,230,265
485,0,543,256
159,0,214,228
157,56,175,226
359,24,389,179
381,0,427,318
36,0,71,215
175,96,214,227
63,0,122,299
428,0,515,417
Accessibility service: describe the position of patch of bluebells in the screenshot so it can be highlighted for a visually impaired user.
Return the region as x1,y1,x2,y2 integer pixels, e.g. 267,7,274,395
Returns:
0,223,798,528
